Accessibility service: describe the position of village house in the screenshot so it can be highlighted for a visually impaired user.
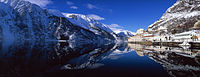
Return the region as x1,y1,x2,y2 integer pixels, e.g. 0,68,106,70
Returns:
128,28,154,42
128,29,145,42
172,21,200,42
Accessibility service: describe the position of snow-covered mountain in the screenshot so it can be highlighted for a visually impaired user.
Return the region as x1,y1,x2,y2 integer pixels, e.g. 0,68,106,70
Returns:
107,25,135,41
107,24,135,37
0,0,116,49
111,28,135,37
147,0,200,34
62,13,136,40
62,13,116,40
63,13,113,33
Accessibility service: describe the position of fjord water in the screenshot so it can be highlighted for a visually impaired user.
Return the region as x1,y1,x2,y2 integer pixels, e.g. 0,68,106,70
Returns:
0,40,200,77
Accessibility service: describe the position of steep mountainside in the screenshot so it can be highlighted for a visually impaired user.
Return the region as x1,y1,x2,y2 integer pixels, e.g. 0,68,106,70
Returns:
0,0,115,48
62,13,116,40
147,0,200,34
63,13,113,33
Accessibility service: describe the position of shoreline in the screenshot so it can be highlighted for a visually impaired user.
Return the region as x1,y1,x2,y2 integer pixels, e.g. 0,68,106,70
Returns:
128,41,200,48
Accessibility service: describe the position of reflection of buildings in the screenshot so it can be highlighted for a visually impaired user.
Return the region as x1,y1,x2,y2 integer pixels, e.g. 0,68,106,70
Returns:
149,52,200,77
128,43,200,58
128,43,200,77
128,43,147,56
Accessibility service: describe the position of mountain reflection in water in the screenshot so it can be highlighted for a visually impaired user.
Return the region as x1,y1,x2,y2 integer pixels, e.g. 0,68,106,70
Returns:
0,40,200,77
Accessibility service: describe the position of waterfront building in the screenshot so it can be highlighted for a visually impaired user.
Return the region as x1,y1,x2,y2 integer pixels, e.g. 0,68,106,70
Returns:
172,21,200,42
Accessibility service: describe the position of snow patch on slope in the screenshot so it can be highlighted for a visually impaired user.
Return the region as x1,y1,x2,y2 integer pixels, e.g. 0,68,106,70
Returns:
62,13,114,33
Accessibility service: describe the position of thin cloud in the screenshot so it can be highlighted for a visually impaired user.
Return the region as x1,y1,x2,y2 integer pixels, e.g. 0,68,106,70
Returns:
66,1,74,5
87,14,105,20
70,6,78,9
108,24,135,35
87,3,98,9
109,24,123,28
24,0,52,7
66,1,78,9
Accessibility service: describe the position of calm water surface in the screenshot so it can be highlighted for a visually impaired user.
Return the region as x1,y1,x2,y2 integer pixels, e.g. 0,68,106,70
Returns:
0,40,200,77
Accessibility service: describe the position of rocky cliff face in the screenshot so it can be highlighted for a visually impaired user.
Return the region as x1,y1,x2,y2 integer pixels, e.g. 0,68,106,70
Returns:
0,0,115,47
147,0,200,34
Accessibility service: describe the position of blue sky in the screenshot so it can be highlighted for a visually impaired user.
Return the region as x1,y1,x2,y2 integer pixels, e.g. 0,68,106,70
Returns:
27,0,177,32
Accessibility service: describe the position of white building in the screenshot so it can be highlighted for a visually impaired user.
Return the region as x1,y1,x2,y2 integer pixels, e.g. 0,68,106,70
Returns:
128,28,154,42
172,31,193,42
136,28,145,34
172,20,200,42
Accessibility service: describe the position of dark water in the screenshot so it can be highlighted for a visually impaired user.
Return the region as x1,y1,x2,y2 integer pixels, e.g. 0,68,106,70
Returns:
0,40,200,77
